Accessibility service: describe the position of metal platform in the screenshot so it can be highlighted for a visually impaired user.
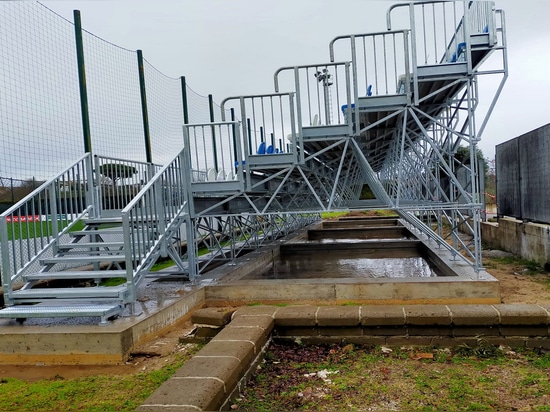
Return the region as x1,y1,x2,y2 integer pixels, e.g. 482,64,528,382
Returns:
0,303,123,325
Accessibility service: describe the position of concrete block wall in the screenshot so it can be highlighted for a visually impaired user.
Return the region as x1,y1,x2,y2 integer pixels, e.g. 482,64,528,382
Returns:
271,304,550,348
480,218,550,266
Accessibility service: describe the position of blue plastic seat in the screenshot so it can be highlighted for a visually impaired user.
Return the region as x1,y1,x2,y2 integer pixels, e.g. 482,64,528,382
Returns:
257,141,266,155
341,103,356,115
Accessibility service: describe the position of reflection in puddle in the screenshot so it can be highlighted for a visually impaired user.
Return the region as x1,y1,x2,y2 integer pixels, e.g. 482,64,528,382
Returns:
248,255,440,280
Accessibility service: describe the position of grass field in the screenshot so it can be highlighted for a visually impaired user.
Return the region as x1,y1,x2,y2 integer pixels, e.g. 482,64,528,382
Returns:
3,219,85,242
0,345,200,412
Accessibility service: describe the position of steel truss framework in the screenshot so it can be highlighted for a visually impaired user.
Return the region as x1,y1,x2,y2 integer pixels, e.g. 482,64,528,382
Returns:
183,1,507,277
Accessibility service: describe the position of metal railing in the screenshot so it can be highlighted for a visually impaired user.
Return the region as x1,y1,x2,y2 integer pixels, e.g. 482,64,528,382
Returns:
386,1,495,67
182,121,244,183
274,62,352,130
469,1,496,40
93,155,161,215
330,30,411,100
0,153,93,298
121,148,188,298
221,93,297,160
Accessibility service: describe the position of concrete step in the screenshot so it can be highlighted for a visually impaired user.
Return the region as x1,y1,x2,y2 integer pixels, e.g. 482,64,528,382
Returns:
10,285,129,300
0,303,124,325
25,270,126,281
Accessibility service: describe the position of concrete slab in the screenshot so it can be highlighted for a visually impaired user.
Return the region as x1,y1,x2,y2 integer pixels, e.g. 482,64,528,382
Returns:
316,306,361,326
191,307,235,327
404,305,451,325
448,304,500,325
0,287,205,365
137,376,225,411
495,304,550,325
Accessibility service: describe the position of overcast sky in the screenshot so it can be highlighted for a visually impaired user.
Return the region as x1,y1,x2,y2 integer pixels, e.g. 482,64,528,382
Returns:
43,0,550,160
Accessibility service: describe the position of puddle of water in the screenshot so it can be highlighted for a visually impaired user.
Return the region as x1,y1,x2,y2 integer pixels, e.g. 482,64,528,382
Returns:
246,254,441,280
313,237,409,243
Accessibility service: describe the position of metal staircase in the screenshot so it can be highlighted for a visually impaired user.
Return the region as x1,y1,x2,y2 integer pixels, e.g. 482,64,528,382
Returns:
0,152,188,324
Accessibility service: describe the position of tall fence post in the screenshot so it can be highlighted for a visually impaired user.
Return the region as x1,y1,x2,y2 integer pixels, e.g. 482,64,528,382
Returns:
181,76,189,125
137,50,153,164
73,10,92,155
10,178,14,204
208,94,219,171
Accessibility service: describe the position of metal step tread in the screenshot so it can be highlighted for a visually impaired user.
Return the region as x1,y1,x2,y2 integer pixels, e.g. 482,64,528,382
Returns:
85,216,159,224
0,303,123,318
25,270,126,281
70,228,124,237
11,285,128,299
41,255,126,264
56,250,127,257
0,303,124,324
58,242,125,250
84,217,123,224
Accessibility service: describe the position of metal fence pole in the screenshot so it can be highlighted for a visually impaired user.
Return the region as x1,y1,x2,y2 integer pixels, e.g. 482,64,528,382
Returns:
181,76,189,125
208,94,219,171
137,50,152,164
73,10,92,154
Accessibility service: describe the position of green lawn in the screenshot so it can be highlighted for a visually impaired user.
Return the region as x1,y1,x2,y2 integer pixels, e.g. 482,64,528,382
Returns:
0,346,200,412
3,220,85,242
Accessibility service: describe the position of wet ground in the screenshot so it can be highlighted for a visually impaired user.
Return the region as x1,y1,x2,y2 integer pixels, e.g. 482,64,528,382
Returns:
243,255,440,280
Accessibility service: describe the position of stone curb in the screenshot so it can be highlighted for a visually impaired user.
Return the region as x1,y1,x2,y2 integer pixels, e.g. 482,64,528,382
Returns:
138,304,550,411
137,313,274,412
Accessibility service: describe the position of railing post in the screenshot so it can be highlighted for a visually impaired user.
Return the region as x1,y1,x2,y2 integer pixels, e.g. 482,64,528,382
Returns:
48,181,59,241
233,121,244,187
83,153,96,218
293,67,304,163
154,176,168,258
344,62,353,136
401,30,411,106
121,210,135,301
73,10,92,155
288,92,300,164
0,215,12,304
137,50,153,164
179,140,197,280
409,4,420,106
230,108,238,170
93,155,104,218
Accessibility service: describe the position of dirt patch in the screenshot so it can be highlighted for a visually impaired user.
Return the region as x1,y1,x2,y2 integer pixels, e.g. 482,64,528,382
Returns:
482,250,550,304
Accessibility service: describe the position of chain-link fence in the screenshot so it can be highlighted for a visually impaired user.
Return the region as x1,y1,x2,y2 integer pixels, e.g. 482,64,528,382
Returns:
0,176,43,213
0,2,219,181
